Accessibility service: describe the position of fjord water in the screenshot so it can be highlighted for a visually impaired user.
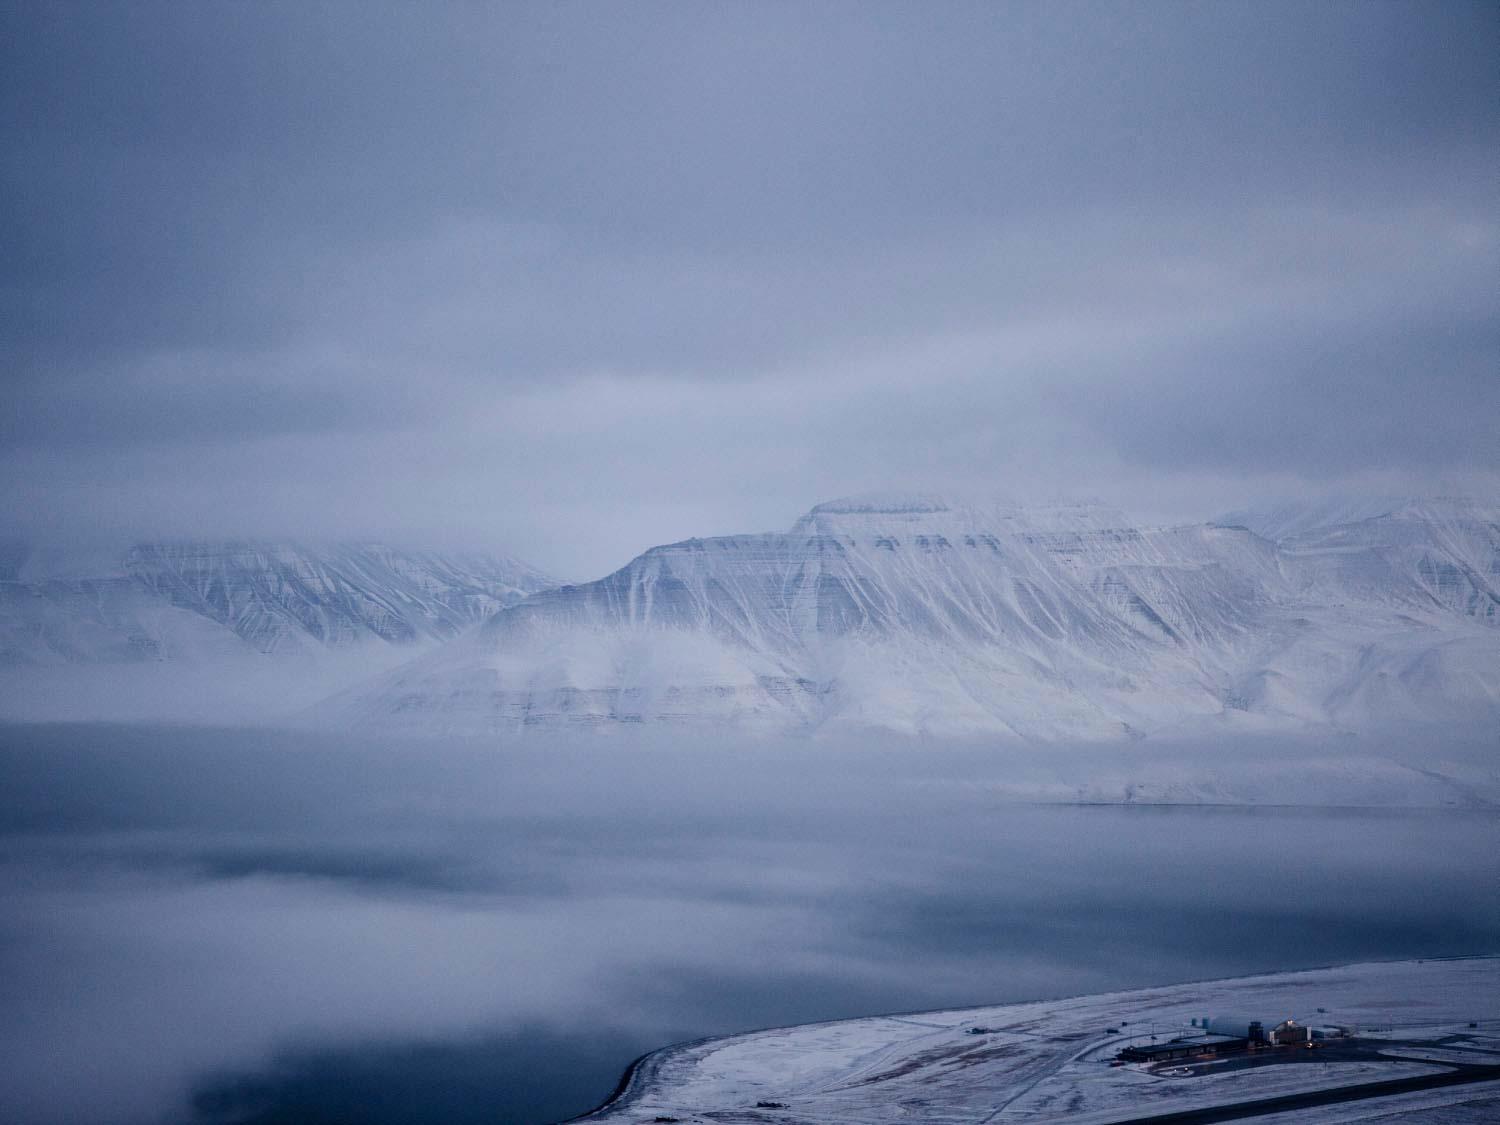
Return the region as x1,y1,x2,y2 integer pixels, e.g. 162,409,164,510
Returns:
1,726,1496,1125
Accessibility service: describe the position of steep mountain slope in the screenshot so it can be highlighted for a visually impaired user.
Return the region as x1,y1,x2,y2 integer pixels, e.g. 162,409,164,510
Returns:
1272,498,1500,624
325,496,1500,739
0,540,560,722
1,541,557,668
122,542,557,654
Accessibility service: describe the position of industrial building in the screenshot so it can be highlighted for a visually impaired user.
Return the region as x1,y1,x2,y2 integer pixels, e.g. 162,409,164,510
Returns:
1118,1013,1342,1064
1117,1033,1245,1063
1198,1015,1313,1045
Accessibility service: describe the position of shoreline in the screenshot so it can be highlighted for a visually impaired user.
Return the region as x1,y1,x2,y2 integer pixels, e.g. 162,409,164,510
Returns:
568,954,1500,1123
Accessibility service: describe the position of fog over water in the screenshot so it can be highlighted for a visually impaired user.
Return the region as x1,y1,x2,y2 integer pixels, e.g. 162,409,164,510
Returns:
3,5,1495,1121
1,725,1495,1124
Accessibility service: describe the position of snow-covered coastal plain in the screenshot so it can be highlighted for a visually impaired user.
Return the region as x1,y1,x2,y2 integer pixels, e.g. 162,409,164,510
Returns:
579,957,1499,1124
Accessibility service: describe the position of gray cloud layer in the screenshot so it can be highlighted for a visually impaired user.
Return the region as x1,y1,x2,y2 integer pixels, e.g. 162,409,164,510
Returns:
3,1,1496,574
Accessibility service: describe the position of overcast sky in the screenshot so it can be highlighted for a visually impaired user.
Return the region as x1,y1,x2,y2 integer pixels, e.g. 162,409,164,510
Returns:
3,1,1495,576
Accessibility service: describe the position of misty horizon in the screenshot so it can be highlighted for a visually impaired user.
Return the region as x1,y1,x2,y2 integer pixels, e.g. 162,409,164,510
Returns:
4,2,1496,578
7,487,1497,583
2,4,1497,1123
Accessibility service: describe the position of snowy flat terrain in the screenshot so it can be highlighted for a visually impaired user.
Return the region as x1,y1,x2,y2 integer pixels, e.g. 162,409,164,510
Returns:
578,957,1500,1124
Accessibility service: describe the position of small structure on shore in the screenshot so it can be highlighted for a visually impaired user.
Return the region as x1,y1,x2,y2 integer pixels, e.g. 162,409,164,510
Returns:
1200,1014,1315,1044
1120,1011,1344,1064
1200,1014,1265,1041
1117,1032,1244,1063
1271,1019,1311,1045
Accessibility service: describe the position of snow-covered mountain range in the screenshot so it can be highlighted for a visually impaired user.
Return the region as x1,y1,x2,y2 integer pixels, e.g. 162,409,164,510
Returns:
0,541,558,722
321,495,1499,740
1,541,557,664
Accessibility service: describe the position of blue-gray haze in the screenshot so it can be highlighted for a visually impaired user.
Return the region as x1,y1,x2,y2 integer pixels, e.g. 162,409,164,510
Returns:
1,727,1497,1124
3,8,1499,1125
2,1,1496,575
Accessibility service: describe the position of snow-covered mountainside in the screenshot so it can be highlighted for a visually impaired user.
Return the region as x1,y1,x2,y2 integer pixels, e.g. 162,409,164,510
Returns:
0,541,558,665
1216,495,1412,541
123,542,557,654
325,496,1500,739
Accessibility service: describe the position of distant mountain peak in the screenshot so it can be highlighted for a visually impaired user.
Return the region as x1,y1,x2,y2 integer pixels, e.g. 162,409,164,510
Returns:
804,494,953,517
321,493,1498,739
1,539,560,666
791,494,1133,539
1216,494,1496,542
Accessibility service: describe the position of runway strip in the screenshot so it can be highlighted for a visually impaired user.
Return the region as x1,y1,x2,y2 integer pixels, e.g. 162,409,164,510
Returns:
1108,1066,1500,1124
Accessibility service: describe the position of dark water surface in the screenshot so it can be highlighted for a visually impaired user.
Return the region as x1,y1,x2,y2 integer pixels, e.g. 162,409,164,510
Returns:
1,725,1496,1124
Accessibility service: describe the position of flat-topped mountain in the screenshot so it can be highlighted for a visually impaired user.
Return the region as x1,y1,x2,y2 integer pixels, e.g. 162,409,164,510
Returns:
323,495,1499,739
